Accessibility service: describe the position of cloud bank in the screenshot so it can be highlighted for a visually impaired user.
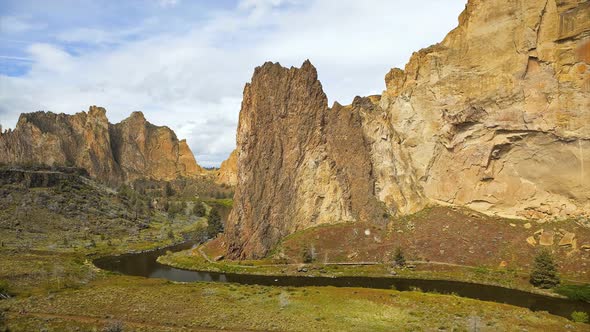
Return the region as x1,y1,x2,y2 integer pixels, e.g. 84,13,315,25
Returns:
0,0,466,166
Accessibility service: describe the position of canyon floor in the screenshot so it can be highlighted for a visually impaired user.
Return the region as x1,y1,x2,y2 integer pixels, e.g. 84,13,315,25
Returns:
2,249,588,332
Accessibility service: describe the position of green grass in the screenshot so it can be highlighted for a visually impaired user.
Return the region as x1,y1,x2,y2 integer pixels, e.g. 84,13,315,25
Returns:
555,284,590,303
204,198,233,208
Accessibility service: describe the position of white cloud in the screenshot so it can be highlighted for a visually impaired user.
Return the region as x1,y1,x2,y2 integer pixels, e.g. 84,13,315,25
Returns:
0,1,466,167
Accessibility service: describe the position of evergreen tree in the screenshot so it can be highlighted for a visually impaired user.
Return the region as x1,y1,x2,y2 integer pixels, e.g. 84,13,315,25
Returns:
394,247,406,267
206,208,223,238
530,249,560,288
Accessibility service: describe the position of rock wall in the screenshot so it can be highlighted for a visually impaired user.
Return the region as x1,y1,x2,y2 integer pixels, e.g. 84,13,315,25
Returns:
226,0,590,258
0,106,204,185
381,0,590,220
216,149,238,186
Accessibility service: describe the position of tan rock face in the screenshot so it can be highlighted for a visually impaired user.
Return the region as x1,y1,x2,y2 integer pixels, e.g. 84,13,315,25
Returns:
216,149,238,186
381,0,590,220
0,106,203,185
227,0,590,258
110,111,204,182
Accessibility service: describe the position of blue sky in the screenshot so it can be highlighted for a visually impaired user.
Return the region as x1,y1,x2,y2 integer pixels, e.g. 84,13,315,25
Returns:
0,0,466,166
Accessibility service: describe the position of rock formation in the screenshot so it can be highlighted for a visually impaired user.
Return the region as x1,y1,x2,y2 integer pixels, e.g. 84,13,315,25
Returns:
216,149,238,186
109,110,204,182
226,0,590,258
0,106,204,185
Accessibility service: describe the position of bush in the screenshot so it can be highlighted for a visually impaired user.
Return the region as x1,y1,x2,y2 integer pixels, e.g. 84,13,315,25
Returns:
530,249,560,288
571,311,589,323
394,247,406,267
0,280,10,297
165,183,175,197
302,244,314,263
102,320,124,332
167,202,183,219
192,201,206,217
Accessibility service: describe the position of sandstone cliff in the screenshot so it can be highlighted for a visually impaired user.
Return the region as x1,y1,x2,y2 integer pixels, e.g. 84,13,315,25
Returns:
0,106,204,185
216,149,238,186
226,0,590,258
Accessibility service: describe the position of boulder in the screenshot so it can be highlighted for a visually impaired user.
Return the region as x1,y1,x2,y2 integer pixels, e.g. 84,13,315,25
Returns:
558,232,576,247
539,231,555,246
526,236,537,246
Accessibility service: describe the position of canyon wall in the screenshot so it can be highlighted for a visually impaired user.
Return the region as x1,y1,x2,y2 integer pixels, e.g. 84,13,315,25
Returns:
216,149,238,187
0,106,204,185
226,0,590,258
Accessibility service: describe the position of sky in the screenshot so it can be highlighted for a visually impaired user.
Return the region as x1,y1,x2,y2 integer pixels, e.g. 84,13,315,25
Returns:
0,0,467,167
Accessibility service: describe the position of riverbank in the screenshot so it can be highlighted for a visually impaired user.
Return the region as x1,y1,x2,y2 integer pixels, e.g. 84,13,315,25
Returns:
157,242,590,301
2,271,588,331
2,236,589,331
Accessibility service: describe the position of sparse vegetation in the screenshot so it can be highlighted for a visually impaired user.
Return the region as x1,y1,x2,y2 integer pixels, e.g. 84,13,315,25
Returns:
571,311,589,323
530,249,560,289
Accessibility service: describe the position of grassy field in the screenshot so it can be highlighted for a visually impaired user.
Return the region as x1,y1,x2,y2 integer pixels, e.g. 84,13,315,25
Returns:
2,265,588,332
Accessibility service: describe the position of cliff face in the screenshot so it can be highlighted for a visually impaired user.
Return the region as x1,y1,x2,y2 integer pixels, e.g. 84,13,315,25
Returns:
227,0,590,258
381,0,590,220
0,106,204,185
109,111,204,182
216,149,238,186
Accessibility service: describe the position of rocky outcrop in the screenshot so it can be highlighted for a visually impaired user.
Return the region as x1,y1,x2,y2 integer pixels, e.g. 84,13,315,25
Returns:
109,111,204,182
227,0,590,258
0,106,204,185
216,149,238,186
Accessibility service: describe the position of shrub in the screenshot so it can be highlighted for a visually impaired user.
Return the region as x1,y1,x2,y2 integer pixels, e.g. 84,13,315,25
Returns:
165,183,175,197
529,249,560,288
571,311,589,323
192,201,206,217
0,280,10,298
102,320,124,332
394,247,406,267
302,244,314,263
